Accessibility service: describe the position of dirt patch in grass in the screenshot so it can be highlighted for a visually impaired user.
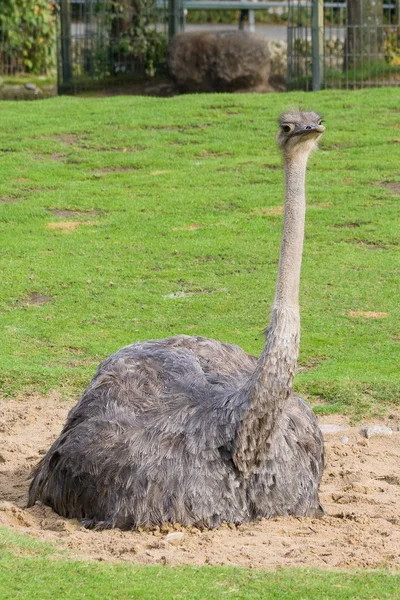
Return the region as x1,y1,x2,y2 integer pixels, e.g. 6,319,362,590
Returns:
47,209,102,219
24,292,52,306
0,197,19,204
262,164,279,170
0,395,399,569
251,206,284,216
354,239,388,250
47,221,97,232
377,181,400,195
196,150,235,158
297,356,329,374
110,146,147,153
91,166,139,175
36,153,65,163
49,134,86,147
50,153,64,162
172,223,203,231
347,311,388,319
333,222,364,228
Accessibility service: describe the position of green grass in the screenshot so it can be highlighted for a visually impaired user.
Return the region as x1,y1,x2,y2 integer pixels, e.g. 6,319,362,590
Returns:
1,528,399,600
0,74,57,87
1,87,400,600
0,88,399,417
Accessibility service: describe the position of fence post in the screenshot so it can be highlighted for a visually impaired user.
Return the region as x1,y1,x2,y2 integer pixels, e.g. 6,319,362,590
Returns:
59,0,72,89
169,0,183,39
312,0,324,91
286,0,293,89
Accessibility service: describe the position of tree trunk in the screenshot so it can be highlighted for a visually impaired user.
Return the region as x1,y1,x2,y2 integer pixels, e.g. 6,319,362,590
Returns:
344,0,384,70
111,0,135,38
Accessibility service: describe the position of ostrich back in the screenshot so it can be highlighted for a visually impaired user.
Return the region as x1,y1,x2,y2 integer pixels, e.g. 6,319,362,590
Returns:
28,335,324,529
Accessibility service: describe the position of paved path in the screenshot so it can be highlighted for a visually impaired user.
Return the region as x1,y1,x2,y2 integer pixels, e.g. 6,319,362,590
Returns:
185,23,288,41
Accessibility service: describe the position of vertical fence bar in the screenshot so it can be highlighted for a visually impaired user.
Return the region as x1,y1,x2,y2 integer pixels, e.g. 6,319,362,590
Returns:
169,0,182,39
312,0,324,90
59,0,72,90
396,0,400,25
286,0,293,89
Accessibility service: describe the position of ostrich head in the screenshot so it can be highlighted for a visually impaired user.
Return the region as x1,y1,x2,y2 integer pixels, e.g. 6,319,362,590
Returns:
277,110,325,156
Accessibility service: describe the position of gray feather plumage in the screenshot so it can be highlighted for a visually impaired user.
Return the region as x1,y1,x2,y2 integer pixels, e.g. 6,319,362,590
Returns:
28,335,324,529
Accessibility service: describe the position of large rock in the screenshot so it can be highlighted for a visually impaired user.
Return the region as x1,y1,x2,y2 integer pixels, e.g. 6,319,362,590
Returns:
167,30,271,93
0,82,57,101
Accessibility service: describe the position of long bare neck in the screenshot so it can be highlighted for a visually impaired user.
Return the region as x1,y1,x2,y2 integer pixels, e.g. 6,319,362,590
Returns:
274,151,308,309
233,148,310,476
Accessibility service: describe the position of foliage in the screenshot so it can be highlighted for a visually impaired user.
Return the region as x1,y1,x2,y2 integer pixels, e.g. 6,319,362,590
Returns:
0,89,399,416
105,0,166,77
0,0,56,75
384,30,400,66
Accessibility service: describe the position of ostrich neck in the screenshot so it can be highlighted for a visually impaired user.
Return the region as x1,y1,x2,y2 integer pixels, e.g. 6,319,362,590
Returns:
233,150,309,476
275,152,308,309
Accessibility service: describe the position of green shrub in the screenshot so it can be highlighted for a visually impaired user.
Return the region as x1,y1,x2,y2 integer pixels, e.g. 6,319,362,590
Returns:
0,0,56,75
106,0,167,77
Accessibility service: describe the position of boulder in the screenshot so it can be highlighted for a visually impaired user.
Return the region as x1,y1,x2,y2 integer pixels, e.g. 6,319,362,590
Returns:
0,84,43,100
167,30,271,93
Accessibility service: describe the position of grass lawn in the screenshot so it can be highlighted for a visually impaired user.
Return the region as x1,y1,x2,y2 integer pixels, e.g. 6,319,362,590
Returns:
1,527,400,600
0,87,398,416
0,74,56,87
0,86,399,598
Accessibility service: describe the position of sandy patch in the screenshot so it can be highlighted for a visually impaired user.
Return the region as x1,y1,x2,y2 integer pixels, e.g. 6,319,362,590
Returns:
151,170,172,176
347,311,388,319
50,134,85,146
47,221,97,232
47,209,101,219
251,206,284,216
0,394,399,569
0,197,19,204
23,292,52,306
378,181,400,195
172,223,203,231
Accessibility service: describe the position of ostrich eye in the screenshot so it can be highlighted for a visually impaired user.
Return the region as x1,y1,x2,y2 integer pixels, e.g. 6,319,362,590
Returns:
282,124,292,133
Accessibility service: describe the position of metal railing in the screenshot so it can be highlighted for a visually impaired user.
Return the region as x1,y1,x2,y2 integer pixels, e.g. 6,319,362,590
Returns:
58,0,169,93
288,0,399,90
3,0,398,94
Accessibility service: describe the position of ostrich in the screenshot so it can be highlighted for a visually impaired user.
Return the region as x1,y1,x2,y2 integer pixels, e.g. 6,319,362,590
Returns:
28,110,325,530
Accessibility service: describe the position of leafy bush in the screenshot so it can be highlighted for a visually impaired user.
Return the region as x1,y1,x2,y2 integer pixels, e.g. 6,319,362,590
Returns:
106,0,167,77
385,30,400,66
0,0,56,75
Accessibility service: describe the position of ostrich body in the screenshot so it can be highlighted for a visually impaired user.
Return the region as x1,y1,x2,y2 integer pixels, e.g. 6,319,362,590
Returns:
28,111,325,530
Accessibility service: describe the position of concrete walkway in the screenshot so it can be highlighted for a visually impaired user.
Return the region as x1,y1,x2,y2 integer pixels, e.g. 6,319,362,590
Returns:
185,23,287,41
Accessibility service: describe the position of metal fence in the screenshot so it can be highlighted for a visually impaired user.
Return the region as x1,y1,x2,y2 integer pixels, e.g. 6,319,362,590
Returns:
58,0,169,93
0,28,24,76
1,0,399,93
288,0,400,90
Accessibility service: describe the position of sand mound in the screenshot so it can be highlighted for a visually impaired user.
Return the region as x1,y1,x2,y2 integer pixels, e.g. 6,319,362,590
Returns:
1,395,399,569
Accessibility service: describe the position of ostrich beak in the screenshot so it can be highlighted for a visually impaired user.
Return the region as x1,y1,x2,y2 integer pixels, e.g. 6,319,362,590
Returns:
292,124,325,138
301,124,325,135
